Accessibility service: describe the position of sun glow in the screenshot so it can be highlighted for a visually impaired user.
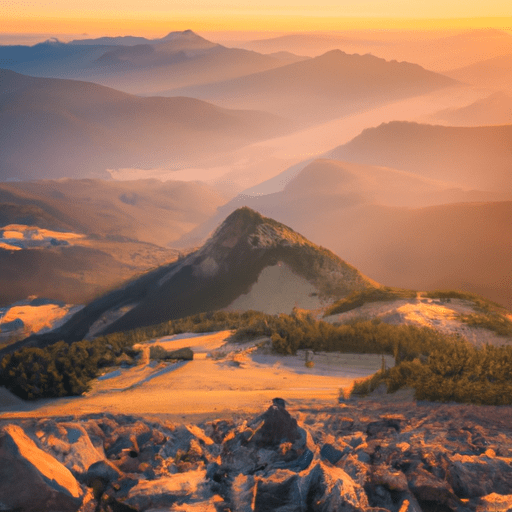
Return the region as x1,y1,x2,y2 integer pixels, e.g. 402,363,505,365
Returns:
2,12,512,41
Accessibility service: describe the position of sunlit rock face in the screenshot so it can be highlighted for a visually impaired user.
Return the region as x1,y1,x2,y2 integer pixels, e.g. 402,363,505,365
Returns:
1,397,512,512
0,424,83,512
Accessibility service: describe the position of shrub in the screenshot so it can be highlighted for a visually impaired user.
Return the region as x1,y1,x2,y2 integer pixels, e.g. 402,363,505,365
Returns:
324,287,417,316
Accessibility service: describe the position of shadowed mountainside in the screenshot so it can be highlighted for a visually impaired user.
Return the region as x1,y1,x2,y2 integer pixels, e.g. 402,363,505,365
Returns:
19,208,377,348
0,69,293,180
162,50,458,124
172,160,512,309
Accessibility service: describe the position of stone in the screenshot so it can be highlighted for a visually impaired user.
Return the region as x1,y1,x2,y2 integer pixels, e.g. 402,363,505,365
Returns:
366,418,402,438
475,493,512,512
39,422,105,476
85,459,123,487
253,470,302,512
371,465,408,492
320,443,346,465
124,468,207,509
447,453,512,498
406,465,460,510
250,400,301,448
0,424,83,512
307,461,370,512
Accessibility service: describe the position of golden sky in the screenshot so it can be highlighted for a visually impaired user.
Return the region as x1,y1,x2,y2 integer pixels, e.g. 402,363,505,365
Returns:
2,0,512,36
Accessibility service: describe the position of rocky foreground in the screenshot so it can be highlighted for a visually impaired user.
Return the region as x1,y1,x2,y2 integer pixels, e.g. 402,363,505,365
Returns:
1,395,512,512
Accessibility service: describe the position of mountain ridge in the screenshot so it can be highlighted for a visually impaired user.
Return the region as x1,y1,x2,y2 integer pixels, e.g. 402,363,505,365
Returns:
0,68,293,180
9,208,377,352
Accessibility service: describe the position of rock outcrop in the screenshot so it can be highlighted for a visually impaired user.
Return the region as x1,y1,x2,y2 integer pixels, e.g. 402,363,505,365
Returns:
0,424,83,512
1,397,512,511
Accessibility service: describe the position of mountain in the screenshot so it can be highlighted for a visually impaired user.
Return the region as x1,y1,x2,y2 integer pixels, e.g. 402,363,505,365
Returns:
0,178,231,306
171,160,512,310
0,179,228,247
67,29,210,47
236,28,512,72
0,31,296,95
329,121,512,192
14,208,377,349
443,54,512,94
426,92,512,126
0,233,178,307
164,50,458,124
0,69,293,180
173,157,510,247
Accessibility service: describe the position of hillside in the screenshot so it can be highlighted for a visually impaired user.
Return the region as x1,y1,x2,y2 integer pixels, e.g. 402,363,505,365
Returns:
0,225,179,306
18,208,377,348
443,53,512,94
0,179,228,247
172,161,512,309
0,178,229,305
163,50,458,123
426,91,512,126
0,69,293,180
329,121,512,192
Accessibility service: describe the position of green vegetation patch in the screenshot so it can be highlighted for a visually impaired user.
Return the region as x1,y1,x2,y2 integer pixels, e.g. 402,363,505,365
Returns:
425,289,505,312
458,313,512,337
324,287,417,316
3,306,512,406
351,340,512,405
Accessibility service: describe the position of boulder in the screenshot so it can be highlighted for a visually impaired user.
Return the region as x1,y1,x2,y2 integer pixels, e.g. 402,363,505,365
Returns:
320,443,347,465
307,461,370,512
371,465,408,492
0,424,83,512
366,418,402,438
250,399,301,448
124,468,207,509
253,469,305,512
38,422,105,476
447,453,512,498
230,473,256,512
85,459,123,487
406,465,460,510
474,493,512,512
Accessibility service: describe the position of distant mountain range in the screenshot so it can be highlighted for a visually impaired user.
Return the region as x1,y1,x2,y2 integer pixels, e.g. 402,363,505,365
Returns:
0,30,301,95
443,54,512,94
426,92,512,126
0,69,293,180
236,28,512,72
16,208,377,349
329,121,512,192
164,50,458,124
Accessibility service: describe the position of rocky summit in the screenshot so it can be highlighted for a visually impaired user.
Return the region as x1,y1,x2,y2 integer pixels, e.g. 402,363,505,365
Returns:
1,396,512,512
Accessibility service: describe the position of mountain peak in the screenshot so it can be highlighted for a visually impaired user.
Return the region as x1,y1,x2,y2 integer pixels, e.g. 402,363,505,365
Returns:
19,208,378,344
203,207,319,254
160,29,202,41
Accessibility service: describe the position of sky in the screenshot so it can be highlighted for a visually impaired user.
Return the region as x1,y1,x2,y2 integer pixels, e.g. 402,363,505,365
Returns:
1,0,512,39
